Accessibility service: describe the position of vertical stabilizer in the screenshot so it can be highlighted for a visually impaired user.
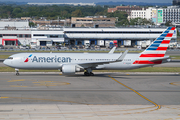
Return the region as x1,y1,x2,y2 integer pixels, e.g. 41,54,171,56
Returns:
139,27,176,58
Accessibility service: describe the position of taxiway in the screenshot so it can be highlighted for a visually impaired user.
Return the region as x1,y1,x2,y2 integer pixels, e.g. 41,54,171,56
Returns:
0,72,180,119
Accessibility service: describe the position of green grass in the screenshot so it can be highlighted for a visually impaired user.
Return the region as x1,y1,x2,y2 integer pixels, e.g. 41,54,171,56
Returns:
0,55,9,59
94,67,180,72
170,55,180,60
0,67,180,73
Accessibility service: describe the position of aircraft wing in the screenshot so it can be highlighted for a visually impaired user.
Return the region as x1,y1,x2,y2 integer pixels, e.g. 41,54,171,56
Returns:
77,50,128,69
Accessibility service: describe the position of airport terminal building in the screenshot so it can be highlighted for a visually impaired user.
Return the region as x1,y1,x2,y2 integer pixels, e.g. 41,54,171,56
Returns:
0,27,177,47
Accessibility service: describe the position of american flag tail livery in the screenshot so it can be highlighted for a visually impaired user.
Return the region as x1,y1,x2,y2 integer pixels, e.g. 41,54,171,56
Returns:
133,27,176,64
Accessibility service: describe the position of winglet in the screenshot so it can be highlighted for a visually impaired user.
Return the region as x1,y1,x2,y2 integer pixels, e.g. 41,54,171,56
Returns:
108,47,116,54
116,49,128,62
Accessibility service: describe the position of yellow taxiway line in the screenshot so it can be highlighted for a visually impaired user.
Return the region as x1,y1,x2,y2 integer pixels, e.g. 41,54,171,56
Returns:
108,75,161,110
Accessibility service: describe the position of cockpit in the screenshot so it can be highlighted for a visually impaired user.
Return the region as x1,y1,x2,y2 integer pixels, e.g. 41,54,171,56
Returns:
7,57,13,60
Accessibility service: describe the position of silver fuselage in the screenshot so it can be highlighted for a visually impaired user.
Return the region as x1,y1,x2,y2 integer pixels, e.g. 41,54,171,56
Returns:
3,53,168,70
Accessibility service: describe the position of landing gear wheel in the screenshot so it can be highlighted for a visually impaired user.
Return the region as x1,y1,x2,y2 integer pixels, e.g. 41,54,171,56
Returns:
90,72,94,76
84,72,94,76
84,72,89,76
84,68,94,76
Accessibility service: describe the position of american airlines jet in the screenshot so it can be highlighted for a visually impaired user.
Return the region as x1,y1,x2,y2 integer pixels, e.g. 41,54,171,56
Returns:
3,27,175,76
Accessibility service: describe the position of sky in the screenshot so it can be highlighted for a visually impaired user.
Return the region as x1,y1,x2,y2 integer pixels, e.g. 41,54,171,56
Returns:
0,0,172,3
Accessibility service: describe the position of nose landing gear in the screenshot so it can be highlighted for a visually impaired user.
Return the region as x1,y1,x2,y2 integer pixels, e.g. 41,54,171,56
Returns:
15,68,19,76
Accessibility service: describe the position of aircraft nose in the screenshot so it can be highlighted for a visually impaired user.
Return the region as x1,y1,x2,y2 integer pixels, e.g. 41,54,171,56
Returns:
3,59,8,66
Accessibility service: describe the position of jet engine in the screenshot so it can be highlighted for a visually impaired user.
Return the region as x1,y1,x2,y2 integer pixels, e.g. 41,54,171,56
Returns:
62,64,83,74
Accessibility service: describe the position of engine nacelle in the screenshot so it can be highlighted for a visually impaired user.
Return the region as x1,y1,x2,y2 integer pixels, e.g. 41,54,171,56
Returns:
62,64,82,74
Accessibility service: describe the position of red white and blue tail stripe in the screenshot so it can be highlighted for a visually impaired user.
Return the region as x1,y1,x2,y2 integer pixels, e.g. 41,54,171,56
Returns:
140,27,175,58
133,27,175,64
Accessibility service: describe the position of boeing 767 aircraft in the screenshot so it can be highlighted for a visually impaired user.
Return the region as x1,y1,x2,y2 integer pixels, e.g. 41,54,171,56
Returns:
3,27,175,76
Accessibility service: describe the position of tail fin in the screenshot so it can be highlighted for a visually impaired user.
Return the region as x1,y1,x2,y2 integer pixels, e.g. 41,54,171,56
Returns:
139,27,176,58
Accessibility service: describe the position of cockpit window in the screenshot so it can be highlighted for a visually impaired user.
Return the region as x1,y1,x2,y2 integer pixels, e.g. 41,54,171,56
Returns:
7,57,13,60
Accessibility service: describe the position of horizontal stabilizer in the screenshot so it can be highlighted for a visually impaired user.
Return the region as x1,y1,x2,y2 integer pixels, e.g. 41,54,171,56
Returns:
149,56,170,62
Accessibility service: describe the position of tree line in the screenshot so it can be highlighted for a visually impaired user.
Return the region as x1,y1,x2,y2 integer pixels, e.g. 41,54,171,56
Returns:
0,5,154,26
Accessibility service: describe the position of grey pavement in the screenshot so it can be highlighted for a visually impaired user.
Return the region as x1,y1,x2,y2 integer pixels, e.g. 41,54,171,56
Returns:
0,72,180,119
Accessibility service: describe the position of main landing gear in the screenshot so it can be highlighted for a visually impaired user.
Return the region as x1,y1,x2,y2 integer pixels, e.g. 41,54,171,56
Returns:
84,68,94,76
84,72,94,76
15,68,19,76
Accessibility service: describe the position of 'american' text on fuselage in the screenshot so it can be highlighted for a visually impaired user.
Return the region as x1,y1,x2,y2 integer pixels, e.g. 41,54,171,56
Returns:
32,56,71,63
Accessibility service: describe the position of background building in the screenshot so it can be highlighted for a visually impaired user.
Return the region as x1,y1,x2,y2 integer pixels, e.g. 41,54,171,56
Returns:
0,30,31,46
0,27,175,48
163,6,180,25
31,19,71,28
31,31,64,46
130,8,146,19
130,7,153,20
71,16,116,28
108,6,142,16
173,0,180,6
64,27,176,48
0,20,29,29
130,6,180,25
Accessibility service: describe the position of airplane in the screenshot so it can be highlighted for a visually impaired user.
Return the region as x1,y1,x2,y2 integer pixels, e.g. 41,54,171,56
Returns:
3,27,175,76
